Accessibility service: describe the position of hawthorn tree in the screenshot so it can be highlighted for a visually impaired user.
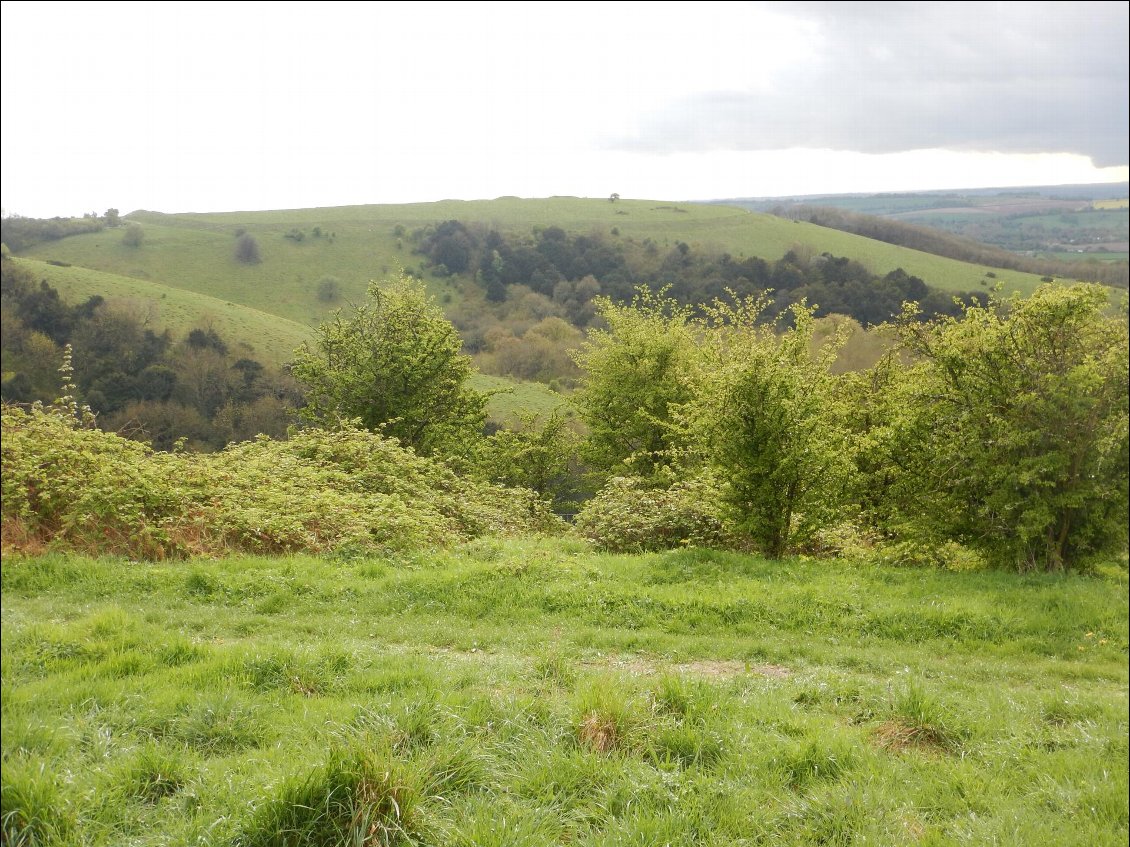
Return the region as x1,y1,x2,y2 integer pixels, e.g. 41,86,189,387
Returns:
682,298,857,557
891,284,1129,571
571,287,698,479
291,273,486,458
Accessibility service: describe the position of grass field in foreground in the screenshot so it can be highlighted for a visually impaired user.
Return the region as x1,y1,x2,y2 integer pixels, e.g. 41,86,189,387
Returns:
2,538,1127,845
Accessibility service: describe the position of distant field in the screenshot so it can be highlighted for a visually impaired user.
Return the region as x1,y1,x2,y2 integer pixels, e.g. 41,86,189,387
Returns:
2,540,1126,845
16,257,562,422
1043,251,1129,264
18,198,1053,328
1095,199,1130,210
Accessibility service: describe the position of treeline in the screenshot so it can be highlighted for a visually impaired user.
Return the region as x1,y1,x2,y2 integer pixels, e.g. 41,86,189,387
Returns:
0,257,300,450
0,209,120,252
411,220,988,332
772,204,1129,288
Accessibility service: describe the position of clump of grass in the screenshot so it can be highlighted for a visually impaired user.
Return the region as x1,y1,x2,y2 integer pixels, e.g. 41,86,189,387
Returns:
874,682,966,754
234,746,424,847
1,760,74,846
532,650,575,687
776,737,856,788
572,677,646,755
110,743,191,803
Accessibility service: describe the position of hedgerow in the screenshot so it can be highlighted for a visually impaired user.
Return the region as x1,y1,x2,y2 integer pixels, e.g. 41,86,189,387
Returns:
1,404,558,559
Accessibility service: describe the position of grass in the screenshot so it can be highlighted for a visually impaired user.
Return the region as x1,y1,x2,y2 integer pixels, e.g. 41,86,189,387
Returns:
2,537,1127,845
19,198,1054,327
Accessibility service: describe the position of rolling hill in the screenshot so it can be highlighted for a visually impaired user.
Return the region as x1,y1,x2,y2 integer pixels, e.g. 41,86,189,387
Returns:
18,198,1058,329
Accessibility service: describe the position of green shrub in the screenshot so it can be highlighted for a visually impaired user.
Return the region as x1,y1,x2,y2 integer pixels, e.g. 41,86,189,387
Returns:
573,475,735,553
1,405,558,559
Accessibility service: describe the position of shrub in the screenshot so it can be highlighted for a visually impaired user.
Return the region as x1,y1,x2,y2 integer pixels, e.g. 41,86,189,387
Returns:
1,405,559,559
574,475,735,553
234,233,261,264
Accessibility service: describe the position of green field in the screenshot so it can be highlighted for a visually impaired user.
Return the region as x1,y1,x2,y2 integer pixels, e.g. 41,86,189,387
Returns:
2,539,1126,845
19,198,1052,330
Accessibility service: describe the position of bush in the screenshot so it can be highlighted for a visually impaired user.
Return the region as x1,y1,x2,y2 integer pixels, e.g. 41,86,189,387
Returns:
574,475,735,553
121,223,144,248
1,405,559,559
234,233,261,264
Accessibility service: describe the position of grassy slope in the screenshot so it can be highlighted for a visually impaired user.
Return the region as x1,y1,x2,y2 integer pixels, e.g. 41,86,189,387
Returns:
21,199,1052,325
12,257,562,421
2,539,1126,845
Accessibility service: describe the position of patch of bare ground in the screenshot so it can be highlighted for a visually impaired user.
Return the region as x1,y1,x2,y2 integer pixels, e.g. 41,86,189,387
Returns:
595,656,790,679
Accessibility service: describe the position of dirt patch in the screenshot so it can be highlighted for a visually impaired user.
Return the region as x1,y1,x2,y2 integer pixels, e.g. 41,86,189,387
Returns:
594,656,790,679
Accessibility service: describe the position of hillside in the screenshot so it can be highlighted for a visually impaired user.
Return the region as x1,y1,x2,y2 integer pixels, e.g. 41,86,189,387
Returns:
17,198,1056,331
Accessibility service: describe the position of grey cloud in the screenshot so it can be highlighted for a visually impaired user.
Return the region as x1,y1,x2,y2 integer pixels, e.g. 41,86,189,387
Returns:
608,1,1128,166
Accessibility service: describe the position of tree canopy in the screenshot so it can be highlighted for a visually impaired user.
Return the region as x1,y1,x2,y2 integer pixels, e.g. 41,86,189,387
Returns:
291,273,486,458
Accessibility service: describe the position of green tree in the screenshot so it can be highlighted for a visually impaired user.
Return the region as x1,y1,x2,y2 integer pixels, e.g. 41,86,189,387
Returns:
121,223,144,248
104,208,121,227
571,287,697,478
475,410,586,511
291,273,486,458
682,298,857,558
890,284,1129,571
234,233,261,264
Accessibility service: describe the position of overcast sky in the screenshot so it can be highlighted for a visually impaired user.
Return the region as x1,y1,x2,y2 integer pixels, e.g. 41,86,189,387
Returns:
2,1,1127,218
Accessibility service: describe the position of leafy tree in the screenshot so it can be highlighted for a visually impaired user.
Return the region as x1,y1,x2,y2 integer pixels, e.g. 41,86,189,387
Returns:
121,223,144,247
571,287,698,478
104,208,121,227
291,272,487,458
887,284,1129,571
681,298,857,558
474,410,586,510
234,233,261,264
316,276,341,302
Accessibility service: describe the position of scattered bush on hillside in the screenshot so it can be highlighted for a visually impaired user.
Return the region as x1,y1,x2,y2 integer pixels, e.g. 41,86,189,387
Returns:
234,233,261,264
1,404,558,559
121,223,144,248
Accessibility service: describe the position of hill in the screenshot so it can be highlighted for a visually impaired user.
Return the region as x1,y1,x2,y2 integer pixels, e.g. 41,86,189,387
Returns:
17,198,1057,328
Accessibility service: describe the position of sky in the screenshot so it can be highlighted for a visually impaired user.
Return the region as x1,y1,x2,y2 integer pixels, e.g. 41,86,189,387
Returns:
1,0,1127,218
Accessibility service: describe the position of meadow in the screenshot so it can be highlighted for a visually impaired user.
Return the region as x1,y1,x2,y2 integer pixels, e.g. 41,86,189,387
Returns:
2,538,1126,846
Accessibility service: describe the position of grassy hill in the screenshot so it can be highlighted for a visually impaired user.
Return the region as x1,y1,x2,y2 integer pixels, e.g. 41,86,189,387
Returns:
11,257,568,422
19,198,1056,328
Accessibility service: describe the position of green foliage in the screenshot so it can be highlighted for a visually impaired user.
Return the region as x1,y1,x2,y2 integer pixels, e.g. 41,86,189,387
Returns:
889,284,1129,571
315,275,341,302
574,475,734,552
292,272,487,458
234,232,261,264
1,404,556,558
475,410,587,511
120,223,144,248
571,288,698,478
680,298,858,558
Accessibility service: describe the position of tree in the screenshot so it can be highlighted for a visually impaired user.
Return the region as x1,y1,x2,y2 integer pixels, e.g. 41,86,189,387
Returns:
104,208,121,227
234,233,261,264
571,287,698,478
891,284,1129,571
316,276,341,302
291,272,487,458
682,298,857,558
121,223,144,248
